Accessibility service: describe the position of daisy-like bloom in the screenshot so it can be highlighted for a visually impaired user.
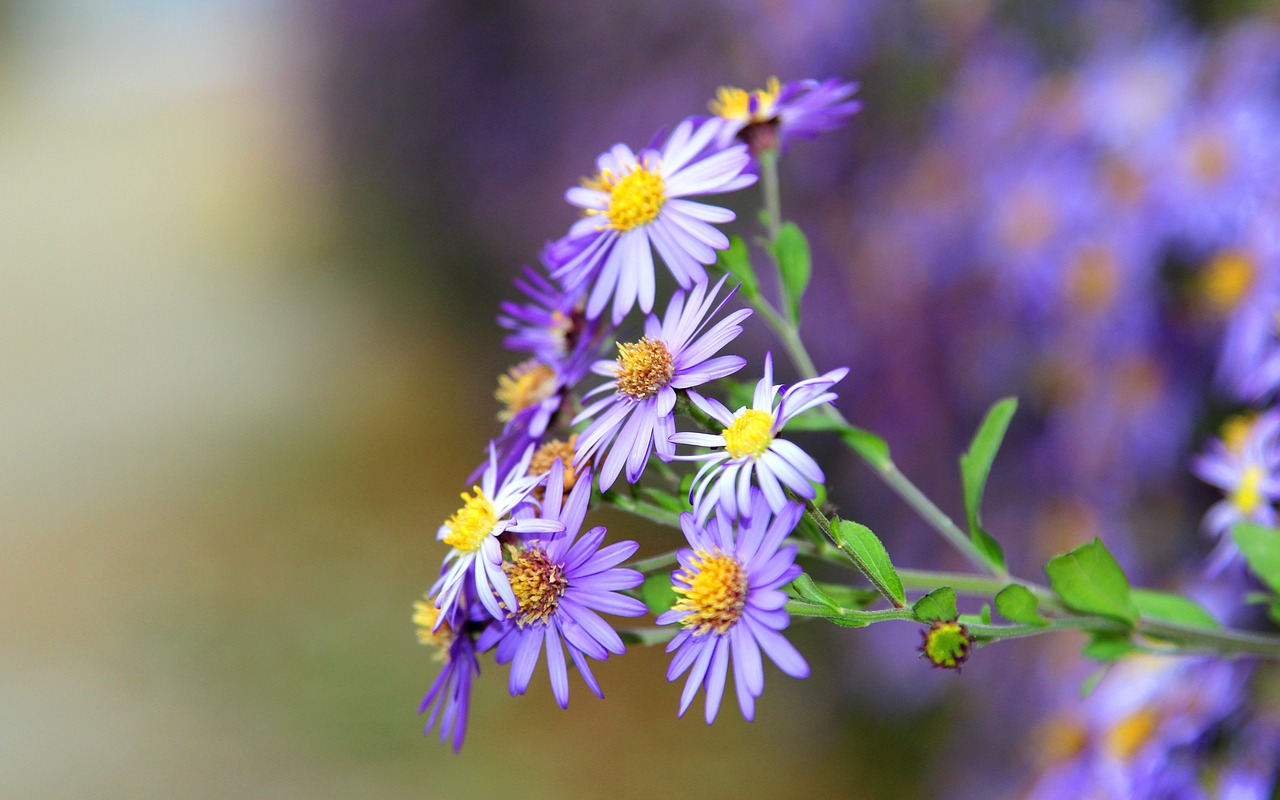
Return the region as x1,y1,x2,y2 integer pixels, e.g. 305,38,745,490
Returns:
657,494,808,724
483,460,647,707
432,444,564,625
1191,410,1280,572
556,117,756,324
672,352,847,523
497,255,598,366
574,276,751,492
413,592,482,752
709,77,861,154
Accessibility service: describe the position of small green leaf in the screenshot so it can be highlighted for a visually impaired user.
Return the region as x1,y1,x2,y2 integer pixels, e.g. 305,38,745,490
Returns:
839,426,892,470
1079,665,1111,698
1045,539,1139,626
913,587,958,622
831,519,905,607
790,574,839,611
818,583,881,609
1081,632,1136,662
995,584,1048,626
980,604,991,624
958,397,1017,571
1233,522,1280,594
641,573,678,616
784,409,847,432
1132,588,1219,630
772,221,811,324
640,487,690,514
712,235,759,299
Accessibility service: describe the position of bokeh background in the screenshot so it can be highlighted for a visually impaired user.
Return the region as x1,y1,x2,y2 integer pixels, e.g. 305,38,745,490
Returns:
5,1,1279,798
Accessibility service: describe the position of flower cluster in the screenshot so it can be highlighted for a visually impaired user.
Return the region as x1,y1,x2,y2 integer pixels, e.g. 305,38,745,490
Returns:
412,77,859,748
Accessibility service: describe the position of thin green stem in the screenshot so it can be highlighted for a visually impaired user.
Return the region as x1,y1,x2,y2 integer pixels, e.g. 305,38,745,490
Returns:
625,549,680,574
602,494,682,529
760,150,782,243
787,600,916,625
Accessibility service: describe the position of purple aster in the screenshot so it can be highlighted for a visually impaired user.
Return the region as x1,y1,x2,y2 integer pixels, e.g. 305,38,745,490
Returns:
432,444,564,625
555,117,756,324
671,352,847,522
657,495,808,724
483,460,646,707
573,276,751,492
1191,410,1280,571
412,590,484,752
708,77,860,155
496,262,592,366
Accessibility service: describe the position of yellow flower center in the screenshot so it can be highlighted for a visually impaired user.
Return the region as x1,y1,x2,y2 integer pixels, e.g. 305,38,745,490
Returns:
673,548,748,636
529,436,579,493
1221,413,1257,454
442,487,497,553
709,77,782,124
1185,129,1231,185
1105,708,1160,762
722,409,776,459
1233,464,1266,516
585,162,666,231
412,597,455,659
504,546,568,627
1067,246,1119,313
1200,250,1256,314
495,360,558,422
614,337,675,399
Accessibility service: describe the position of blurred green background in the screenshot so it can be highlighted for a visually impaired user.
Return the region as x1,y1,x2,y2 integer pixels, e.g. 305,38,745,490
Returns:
0,2,970,797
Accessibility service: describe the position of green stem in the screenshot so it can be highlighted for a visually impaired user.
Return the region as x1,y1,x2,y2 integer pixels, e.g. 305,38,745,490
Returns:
787,600,916,625
760,150,782,244
602,493,683,529
625,549,680,574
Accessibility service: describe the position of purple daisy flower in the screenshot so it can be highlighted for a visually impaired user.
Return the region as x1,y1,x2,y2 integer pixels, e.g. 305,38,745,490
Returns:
574,275,751,492
413,591,483,752
483,460,647,707
657,494,808,724
497,262,592,366
1191,410,1280,571
672,352,847,522
709,76,861,154
555,118,756,324
432,444,564,625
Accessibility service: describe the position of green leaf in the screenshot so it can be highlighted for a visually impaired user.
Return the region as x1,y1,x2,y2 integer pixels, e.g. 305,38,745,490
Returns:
958,397,1017,571
818,583,881,610
712,235,759,299
1233,522,1280,594
641,573,678,616
995,584,1049,626
639,487,690,514
958,604,992,628
1081,632,1136,662
831,519,905,607
839,426,892,470
790,574,839,611
1079,665,1111,698
772,221,811,324
913,587,958,622
1132,588,1220,630
784,409,848,432
1045,539,1139,626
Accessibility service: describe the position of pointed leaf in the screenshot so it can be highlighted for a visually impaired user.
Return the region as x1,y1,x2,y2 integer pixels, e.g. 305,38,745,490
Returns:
959,397,1017,571
995,584,1048,626
1082,632,1135,662
913,587,958,622
772,221,811,324
789,574,839,611
1045,539,1138,626
712,235,759,299
1132,588,1219,630
839,426,891,470
1233,522,1280,594
831,519,905,607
